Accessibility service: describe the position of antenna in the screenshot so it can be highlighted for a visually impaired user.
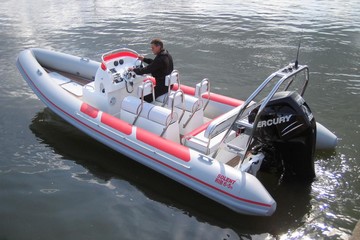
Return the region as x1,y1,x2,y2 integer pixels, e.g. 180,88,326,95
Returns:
294,39,301,69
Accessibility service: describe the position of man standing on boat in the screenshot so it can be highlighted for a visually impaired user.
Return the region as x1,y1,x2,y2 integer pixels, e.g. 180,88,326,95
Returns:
129,38,174,102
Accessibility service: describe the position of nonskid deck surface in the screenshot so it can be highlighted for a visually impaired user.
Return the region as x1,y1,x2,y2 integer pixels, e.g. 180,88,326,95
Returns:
47,69,92,97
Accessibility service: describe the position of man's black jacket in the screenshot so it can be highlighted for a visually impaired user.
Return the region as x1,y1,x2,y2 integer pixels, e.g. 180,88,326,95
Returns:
133,49,174,97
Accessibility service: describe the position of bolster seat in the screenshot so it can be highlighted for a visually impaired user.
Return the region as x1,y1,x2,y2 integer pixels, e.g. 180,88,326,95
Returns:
120,80,180,143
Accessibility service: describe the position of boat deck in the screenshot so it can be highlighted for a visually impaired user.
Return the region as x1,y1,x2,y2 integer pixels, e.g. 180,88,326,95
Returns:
46,69,92,98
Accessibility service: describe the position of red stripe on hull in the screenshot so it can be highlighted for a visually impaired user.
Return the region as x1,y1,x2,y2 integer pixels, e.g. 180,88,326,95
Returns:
101,112,132,135
80,103,99,118
136,128,191,162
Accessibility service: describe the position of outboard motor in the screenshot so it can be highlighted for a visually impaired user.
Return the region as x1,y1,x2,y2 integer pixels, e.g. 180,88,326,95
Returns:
250,91,316,180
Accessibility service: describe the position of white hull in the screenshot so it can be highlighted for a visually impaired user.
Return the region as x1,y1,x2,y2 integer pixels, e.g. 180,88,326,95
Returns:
16,48,337,216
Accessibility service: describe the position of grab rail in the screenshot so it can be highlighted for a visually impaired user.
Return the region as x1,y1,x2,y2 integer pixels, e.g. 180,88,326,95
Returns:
195,78,211,110
162,70,181,107
212,63,309,159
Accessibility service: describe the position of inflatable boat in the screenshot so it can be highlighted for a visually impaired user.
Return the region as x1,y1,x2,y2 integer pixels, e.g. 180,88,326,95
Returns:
16,48,337,216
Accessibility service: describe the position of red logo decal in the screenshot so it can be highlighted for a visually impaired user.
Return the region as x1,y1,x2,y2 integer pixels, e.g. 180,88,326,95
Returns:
215,174,236,189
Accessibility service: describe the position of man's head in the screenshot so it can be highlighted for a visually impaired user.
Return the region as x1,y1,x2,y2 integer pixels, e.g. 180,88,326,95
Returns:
150,38,163,55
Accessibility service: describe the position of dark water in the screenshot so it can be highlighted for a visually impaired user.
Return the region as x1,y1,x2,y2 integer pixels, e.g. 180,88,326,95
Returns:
1,0,359,239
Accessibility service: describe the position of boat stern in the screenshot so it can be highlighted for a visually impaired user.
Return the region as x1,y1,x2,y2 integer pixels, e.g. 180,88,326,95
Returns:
216,171,277,216
235,173,277,216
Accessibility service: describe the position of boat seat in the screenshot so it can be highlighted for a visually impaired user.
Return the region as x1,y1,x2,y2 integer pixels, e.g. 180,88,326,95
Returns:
177,94,203,135
156,70,180,107
120,80,180,143
120,97,154,123
182,106,241,154
155,70,204,135
157,89,204,136
184,128,236,155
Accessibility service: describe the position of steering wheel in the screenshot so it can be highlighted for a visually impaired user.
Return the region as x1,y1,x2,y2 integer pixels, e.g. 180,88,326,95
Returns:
134,59,144,69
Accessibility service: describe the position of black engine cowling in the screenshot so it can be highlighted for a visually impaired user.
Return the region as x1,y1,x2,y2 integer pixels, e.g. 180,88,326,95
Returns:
250,91,316,180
